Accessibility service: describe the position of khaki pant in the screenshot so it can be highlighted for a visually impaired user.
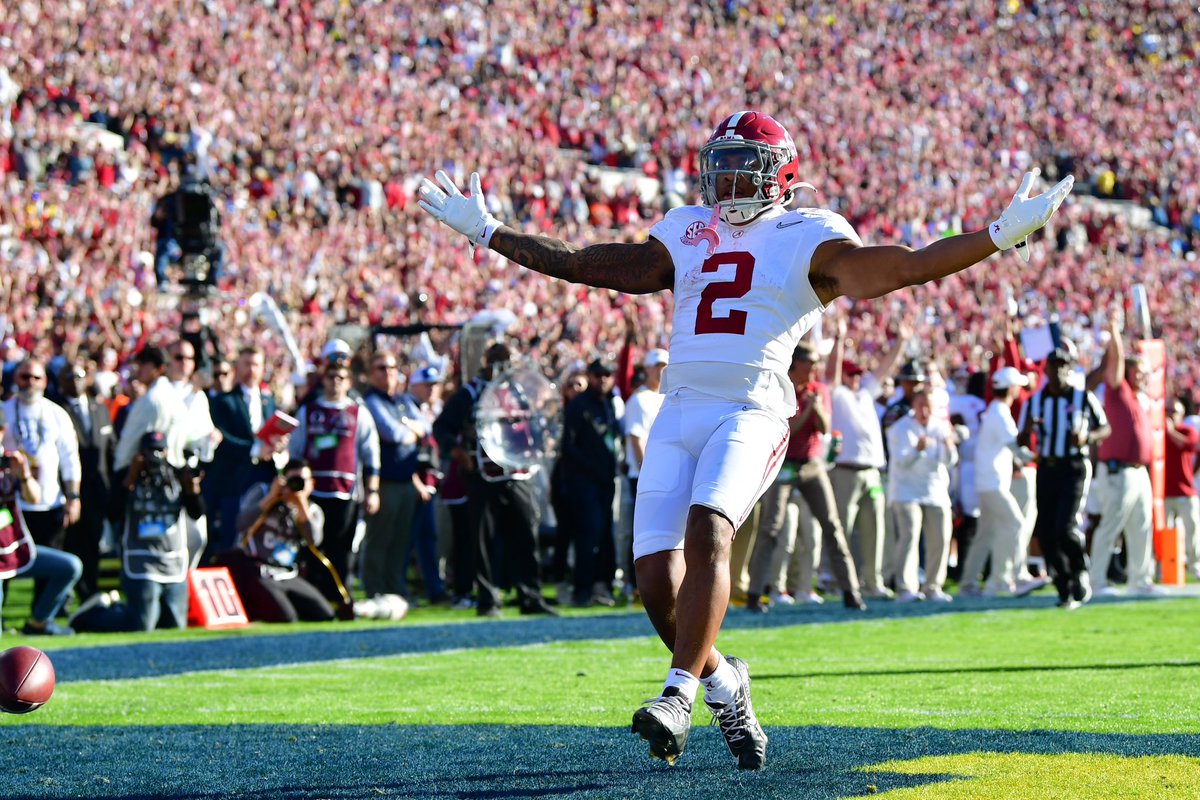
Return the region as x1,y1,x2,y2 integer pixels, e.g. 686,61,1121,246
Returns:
786,499,816,595
751,461,859,597
892,502,951,594
747,487,800,595
831,466,886,592
962,488,1022,592
1089,465,1154,590
1010,465,1039,579
729,501,760,597
1165,495,1200,577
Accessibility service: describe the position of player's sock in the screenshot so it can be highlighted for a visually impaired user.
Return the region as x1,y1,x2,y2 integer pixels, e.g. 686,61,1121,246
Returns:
701,654,739,706
663,667,700,701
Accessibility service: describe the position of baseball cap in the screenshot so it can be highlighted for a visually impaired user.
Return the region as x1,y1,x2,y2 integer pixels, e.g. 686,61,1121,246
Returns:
897,360,927,383
321,339,352,361
992,366,1030,390
410,365,441,386
841,360,864,377
644,348,669,368
140,430,168,452
587,358,614,377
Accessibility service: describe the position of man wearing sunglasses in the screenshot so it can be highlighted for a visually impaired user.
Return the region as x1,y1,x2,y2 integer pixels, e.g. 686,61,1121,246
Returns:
1,358,82,615
289,361,381,604
363,352,445,603
208,346,280,553
167,339,219,464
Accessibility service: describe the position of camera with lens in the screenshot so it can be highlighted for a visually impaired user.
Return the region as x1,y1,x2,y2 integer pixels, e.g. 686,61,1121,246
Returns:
0,454,11,470
285,475,306,492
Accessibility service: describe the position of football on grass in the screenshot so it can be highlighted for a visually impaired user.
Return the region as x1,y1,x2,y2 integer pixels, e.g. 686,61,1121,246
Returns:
0,646,56,714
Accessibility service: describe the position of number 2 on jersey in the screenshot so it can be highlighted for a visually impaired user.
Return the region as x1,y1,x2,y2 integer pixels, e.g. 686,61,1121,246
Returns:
694,252,755,335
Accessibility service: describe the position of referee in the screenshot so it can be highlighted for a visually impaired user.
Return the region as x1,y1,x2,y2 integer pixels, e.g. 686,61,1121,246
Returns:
1017,346,1110,608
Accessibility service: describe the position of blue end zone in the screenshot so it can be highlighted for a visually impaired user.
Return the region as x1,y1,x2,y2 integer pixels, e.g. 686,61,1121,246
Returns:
1,724,1197,798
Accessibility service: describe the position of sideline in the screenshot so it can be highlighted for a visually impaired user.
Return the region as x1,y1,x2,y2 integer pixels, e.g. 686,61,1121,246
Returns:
43,593,1193,683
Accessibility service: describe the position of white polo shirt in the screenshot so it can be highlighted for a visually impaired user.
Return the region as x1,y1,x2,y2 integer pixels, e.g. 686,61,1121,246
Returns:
831,372,886,469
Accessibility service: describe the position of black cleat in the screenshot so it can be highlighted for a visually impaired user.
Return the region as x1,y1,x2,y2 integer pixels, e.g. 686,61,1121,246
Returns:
843,590,868,611
631,686,693,766
706,655,768,770
519,597,560,616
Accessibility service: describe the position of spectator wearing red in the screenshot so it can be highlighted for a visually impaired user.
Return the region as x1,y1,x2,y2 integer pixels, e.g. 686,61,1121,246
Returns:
1164,398,1200,580
1091,317,1159,596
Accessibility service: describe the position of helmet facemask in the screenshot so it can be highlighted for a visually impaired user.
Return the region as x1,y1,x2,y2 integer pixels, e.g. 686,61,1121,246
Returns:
699,140,791,225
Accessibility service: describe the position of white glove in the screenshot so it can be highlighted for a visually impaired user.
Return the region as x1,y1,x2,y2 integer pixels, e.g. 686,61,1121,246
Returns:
417,170,502,249
989,169,1074,262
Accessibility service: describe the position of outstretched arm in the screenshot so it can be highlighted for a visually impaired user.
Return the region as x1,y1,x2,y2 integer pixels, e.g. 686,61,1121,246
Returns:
810,231,997,305
489,231,674,294
809,171,1073,306
418,170,673,294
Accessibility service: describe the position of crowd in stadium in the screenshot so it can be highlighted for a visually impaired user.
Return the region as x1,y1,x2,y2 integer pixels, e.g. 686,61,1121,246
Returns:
1,1,1198,631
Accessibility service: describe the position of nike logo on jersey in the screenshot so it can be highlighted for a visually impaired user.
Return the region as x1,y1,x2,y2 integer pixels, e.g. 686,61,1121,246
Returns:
776,218,804,229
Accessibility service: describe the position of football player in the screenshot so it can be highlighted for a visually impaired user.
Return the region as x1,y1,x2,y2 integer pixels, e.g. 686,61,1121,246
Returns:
419,110,1072,770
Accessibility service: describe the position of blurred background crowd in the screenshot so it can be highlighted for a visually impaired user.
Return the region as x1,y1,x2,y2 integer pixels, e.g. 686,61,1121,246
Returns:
0,1,1197,629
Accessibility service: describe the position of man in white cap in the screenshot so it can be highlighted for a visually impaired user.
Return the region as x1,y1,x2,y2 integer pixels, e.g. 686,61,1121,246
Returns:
959,366,1031,597
321,339,352,363
620,348,669,599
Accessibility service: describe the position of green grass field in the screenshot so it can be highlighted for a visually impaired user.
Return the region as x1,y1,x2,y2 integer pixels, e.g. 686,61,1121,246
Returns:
2,584,1198,798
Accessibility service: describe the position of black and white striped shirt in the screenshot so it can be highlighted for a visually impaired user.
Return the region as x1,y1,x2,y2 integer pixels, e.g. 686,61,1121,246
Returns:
1018,386,1107,460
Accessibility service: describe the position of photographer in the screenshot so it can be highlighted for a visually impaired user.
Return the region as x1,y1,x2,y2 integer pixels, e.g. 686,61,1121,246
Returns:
0,407,82,637
216,460,336,623
70,432,206,632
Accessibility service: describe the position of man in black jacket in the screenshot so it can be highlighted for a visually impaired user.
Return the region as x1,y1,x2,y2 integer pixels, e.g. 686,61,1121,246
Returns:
55,359,116,601
561,359,621,607
206,346,278,553
432,342,556,618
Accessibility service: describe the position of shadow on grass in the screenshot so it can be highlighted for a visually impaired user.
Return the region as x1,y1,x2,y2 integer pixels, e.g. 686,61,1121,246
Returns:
0,724,1198,799
43,593,1189,683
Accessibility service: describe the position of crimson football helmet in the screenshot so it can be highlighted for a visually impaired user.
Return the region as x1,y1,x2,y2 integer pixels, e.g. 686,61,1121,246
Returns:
699,111,804,225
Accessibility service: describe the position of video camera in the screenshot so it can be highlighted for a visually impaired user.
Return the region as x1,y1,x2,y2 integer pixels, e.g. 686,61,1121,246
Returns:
154,170,223,295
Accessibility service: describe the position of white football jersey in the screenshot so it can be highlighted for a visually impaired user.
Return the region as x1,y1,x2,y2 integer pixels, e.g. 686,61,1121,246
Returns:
649,204,861,419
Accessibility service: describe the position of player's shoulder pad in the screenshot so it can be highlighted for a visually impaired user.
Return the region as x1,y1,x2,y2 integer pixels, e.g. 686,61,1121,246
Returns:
649,204,711,244
767,206,859,239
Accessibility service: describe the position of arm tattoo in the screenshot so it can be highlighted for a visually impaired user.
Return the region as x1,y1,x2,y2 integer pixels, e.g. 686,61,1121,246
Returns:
490,231,670,294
